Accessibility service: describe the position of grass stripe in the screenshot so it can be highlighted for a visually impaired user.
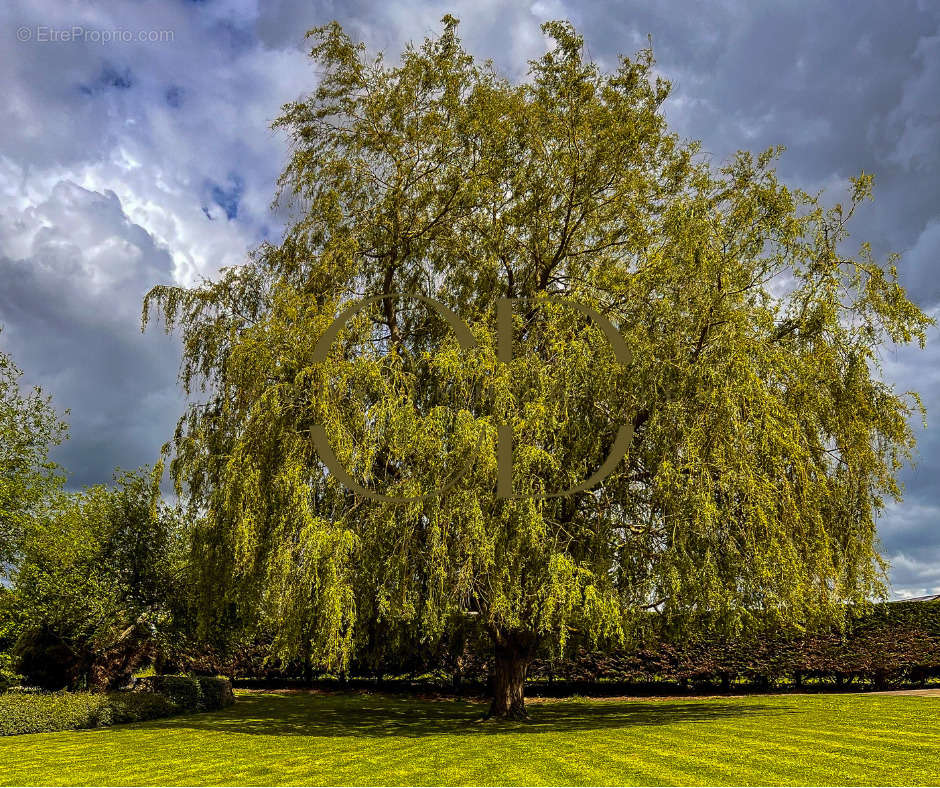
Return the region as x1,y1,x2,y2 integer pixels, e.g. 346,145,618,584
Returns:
2,691,939,786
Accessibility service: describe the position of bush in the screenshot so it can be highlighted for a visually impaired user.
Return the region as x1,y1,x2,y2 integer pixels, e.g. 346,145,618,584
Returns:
11,627,79,690
0,691,175,736
133,675,234,711
0,665,21,694
0,675,233,736
196,676,235,710
134,675,199,709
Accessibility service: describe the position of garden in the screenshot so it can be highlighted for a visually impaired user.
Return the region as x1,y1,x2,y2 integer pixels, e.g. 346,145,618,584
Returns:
1,13,939,787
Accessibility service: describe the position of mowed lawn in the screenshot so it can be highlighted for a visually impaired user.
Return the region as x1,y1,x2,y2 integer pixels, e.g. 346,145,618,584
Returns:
1,690,939,786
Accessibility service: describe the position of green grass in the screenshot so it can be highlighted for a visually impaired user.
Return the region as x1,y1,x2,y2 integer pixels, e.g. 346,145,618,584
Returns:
1,690,938,785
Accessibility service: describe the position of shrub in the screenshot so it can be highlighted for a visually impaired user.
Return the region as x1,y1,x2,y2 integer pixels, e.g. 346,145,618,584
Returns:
133,675,234,711
134,675,200,709
0,663,21,694
0,691,175,736
12,627,79,690
0,675,233,736
196,676,235,710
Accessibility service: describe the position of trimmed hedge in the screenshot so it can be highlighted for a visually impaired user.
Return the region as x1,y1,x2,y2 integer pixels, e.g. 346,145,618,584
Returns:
526,601,940,689
0,676,234,736
0,691,175,736
196,676,236,709
320,600,940,691
156,602,940,693
133,675,234,711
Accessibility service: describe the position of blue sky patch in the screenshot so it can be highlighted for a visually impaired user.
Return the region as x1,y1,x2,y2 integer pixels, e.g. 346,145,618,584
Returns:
204,173,244,220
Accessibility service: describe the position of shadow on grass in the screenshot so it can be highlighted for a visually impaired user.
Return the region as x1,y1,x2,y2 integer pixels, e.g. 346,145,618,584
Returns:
132,693,790,738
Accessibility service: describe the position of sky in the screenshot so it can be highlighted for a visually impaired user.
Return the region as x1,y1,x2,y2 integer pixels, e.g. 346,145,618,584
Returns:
1,0,938,597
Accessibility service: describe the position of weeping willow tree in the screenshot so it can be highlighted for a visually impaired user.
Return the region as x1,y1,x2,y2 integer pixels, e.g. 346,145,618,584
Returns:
144,17,931,718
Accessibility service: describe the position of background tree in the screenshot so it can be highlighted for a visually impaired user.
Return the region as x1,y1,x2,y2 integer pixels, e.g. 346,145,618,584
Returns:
0,586,22,691
13,467,185,690
0,330,68,576
144,18,931,718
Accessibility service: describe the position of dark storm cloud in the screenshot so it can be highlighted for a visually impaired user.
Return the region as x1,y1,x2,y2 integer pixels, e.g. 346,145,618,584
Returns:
0,182,185,489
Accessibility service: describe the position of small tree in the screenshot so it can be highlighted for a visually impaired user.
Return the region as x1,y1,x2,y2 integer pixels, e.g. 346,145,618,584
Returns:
144,18,931,718
0,330,68,576
14,468,184,690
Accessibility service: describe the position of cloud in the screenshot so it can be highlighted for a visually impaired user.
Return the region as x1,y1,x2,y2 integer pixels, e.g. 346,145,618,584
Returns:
251,0,565,74
900,221,940,309
0,179,185,489
1,0,315,284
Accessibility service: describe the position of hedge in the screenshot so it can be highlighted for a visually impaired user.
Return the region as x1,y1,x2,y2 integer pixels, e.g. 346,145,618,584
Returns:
155,602,940,692
353,600,940,691
526,601,940,689
382,601,940,690
1,676,234,736
0,691,175,736
133,675,235,711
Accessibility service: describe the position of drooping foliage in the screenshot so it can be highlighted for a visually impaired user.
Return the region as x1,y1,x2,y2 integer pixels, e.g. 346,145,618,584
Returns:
143,17,931,714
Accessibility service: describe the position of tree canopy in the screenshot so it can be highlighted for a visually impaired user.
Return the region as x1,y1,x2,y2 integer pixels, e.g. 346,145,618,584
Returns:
13,467,185,690
0,330,68,576
144,17,931,717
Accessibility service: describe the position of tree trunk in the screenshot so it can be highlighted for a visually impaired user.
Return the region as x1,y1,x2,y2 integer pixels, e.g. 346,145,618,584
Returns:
486,634,534,720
